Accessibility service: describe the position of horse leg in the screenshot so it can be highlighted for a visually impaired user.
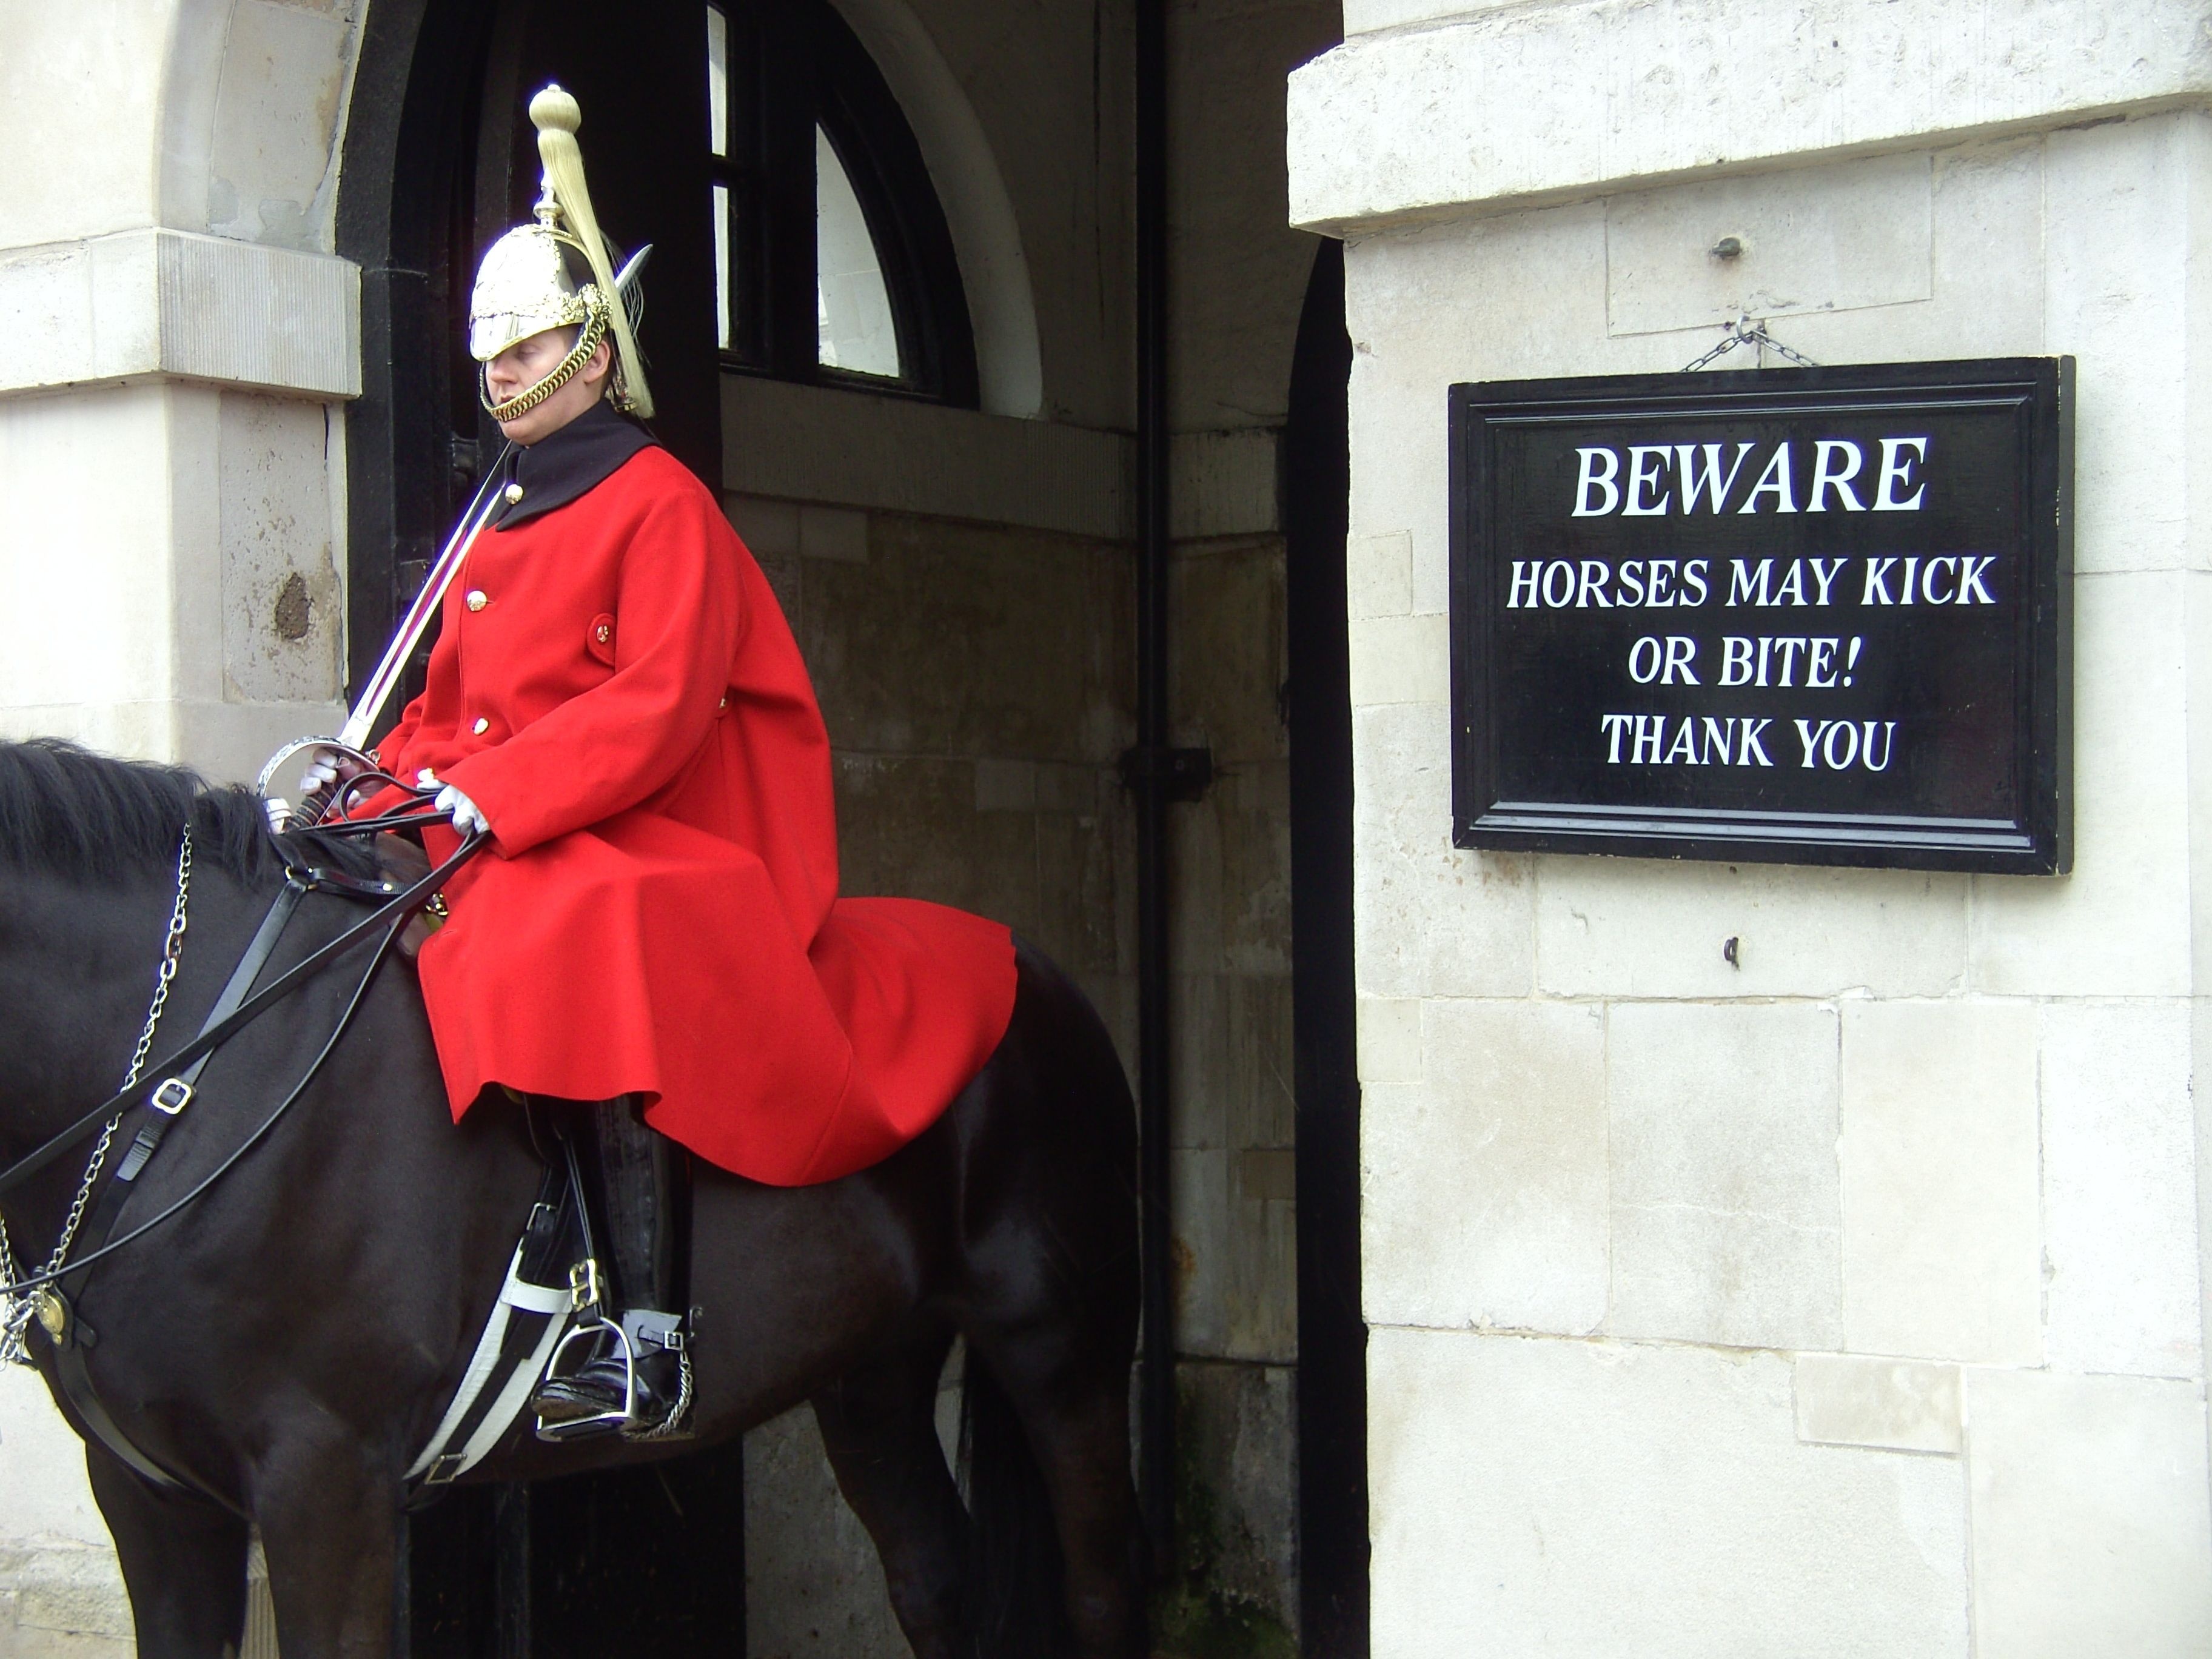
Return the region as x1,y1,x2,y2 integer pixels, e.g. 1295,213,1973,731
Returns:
249,1435,401,1659
972,1335,1146,1659
84,1446,249,1658
811,1325,967,1659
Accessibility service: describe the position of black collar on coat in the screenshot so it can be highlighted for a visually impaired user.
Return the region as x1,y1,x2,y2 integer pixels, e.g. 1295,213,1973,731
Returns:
487,398,656,530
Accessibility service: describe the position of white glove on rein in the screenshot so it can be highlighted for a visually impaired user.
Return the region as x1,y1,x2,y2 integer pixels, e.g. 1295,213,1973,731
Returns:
433,784,491,837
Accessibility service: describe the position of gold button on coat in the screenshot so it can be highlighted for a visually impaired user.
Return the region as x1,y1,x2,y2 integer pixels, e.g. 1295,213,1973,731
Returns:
466,590,488,612
503,483,525,504
472,717,490,735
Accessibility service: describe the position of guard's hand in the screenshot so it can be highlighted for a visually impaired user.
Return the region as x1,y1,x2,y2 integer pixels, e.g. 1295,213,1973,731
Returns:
434,783,491,838
297,746,370,814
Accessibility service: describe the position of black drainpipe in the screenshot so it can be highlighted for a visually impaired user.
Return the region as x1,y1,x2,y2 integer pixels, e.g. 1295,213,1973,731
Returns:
1130,0,1179,1573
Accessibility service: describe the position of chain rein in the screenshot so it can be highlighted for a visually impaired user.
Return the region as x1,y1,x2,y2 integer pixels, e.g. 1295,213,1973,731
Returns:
0,827,194,1366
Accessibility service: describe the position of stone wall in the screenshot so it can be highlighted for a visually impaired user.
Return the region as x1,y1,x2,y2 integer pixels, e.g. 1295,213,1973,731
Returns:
1291,2,2212,1652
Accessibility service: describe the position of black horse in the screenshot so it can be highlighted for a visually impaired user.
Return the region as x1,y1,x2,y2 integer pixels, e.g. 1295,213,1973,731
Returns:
0,739,1143,1658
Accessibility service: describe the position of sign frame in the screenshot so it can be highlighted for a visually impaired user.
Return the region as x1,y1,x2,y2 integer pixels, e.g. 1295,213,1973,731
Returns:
1448,358,2073,874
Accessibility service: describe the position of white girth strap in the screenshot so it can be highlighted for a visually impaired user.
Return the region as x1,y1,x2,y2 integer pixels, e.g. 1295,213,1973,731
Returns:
406,1239,572,1484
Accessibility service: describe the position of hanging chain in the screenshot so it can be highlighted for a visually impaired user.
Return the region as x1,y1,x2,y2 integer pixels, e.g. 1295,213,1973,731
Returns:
1683,313,1821,373
1,826,194,1366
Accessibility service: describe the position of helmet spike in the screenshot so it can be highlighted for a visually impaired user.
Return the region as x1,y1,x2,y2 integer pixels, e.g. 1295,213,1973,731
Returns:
528,84,655,420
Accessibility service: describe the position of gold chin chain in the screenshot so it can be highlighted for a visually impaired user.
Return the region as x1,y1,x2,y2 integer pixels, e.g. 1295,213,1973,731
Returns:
481,306,610,423
0,826,194,1367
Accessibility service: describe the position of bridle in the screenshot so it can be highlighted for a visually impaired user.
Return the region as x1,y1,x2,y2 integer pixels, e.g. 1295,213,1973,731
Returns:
0,793,485,1372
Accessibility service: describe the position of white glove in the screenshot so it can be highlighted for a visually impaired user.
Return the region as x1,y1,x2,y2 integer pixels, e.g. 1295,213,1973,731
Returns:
433,783,491,837
297,746,368,809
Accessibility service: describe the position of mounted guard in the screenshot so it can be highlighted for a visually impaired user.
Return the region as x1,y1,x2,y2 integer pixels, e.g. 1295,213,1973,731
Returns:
0,76,1142,1659
300,86,1019,1438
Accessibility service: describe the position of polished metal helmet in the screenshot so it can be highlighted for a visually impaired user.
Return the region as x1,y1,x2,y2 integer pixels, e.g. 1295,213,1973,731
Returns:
468,85,653,421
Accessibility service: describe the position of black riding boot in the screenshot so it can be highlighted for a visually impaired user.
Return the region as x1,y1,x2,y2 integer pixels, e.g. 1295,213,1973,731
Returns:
532,1098,689,1434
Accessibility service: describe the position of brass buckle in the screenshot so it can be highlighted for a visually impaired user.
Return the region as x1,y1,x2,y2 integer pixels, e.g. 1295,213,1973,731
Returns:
147,1078,195,1116
568,1259,604,1312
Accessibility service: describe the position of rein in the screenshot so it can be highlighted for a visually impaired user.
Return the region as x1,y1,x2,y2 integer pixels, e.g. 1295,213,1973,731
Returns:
0,808,482,1364
0,809,478,1206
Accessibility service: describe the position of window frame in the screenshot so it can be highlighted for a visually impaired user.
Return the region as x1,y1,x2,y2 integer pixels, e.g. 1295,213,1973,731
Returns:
706,0,978,407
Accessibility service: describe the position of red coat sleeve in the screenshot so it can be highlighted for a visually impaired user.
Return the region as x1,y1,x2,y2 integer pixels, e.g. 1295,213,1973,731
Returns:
438,487,742,857
376,689,428,779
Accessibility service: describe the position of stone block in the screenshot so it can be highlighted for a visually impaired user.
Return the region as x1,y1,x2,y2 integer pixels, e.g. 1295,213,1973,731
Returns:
1772,136,2046,367
1171,973,1296,1154
0,1373,111,1549
1344,203,1610,616
219,392,341,705
1794,1353,1962,1455
1347,531,1413,620
972,756,1036,813
1362,999,1607,1334
1236,1148,1295,1204
1290,0,2212,233
1346,613,1446,708
0,1620,133,1659
745,1407,907,1659
728,493,800,558
1034,760,1101,814
1969,571,2193,997
1355,995,1421,1085
1170,792,1225,971
1605,1002,1842,1352
1965,1369,2212,1658
2039,1001,2200,1378
720,373,1134,541
1170,430,1281,540
1366,1328,1969,1658
1352,702,1535,999
0,386,179,717
0,1,168,246
1840,1000,2041,1364
1158,1361,1298,1654
1033,807,1127,979
1170,1144,1297,1363
1537,857,1965,1000
206,0,350,246
833,753,1041,926
798,504,868,563
1173,539,1289,765
805,513,1131,761
2045,115,2197,575
1604,152,1932,337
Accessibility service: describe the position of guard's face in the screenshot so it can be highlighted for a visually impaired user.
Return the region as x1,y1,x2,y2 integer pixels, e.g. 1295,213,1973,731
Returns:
484,327,611,445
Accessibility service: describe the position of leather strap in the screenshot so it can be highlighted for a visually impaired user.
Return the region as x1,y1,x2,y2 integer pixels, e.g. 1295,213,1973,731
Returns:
47,879,310,1493
0,835,477,1202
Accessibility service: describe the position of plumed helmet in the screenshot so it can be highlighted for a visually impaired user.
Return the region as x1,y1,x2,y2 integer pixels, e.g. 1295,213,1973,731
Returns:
468,85,654,421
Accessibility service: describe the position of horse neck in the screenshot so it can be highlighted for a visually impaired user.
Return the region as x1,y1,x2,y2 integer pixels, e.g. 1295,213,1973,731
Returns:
0,863,215,1245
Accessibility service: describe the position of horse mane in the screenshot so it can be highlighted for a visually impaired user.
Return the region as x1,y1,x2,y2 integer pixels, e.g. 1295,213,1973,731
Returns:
0,738,381,884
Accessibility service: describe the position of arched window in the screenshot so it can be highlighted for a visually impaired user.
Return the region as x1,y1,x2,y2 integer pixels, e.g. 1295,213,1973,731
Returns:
706,0,977,406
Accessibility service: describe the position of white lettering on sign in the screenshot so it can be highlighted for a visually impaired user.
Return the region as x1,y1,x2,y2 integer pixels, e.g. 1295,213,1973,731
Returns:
1875,438,1928,510
1505,558,1712,609
1626,635,1701,685
1567,437,1934,516
1792,719,1899,772
1600,714,1775,766
1861,555,1998,605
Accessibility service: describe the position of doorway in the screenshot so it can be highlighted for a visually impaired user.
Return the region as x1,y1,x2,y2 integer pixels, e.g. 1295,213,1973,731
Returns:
338,5,1364,1654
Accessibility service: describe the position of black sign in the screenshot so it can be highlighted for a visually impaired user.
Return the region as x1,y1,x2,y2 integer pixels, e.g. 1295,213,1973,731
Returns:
1449,358,2073,873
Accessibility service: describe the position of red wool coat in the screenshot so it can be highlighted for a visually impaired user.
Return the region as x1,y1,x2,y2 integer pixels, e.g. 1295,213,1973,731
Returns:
361,431,1016,1185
